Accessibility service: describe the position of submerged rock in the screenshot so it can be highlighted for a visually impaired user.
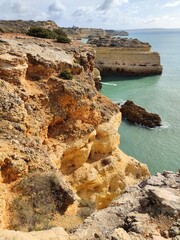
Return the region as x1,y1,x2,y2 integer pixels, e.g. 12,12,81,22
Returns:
120,100,161,128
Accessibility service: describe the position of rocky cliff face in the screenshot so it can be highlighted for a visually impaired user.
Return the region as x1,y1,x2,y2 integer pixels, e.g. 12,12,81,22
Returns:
88,37,163,76
0,34,149,233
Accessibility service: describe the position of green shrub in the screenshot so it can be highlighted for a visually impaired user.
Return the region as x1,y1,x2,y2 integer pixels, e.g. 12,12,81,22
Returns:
53,28,67,37
56,35,71,43
27,27,57,39
59,69,73,80
27,26,71,43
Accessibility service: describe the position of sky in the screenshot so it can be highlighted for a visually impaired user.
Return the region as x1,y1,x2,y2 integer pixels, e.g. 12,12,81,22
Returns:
0,0,180,30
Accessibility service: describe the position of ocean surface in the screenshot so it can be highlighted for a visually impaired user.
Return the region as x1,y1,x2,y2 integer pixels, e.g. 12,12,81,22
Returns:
101,30,180,174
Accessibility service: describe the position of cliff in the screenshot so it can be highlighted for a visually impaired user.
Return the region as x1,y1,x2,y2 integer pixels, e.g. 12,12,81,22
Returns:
0,20,58,34
62,27,129,39
0,34,150,233
62,27,106,39
0,21,128,40
105,29,128,36
88,37,163,76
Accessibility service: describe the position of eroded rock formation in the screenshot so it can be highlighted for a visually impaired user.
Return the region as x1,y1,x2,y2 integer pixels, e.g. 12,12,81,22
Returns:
0,171,179,239
88,36,163,76
70,171,180,240
0,34,150,232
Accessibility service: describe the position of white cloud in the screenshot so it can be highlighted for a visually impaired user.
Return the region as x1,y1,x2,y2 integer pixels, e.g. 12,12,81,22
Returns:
163,0,180,7
97,0,129,11
48,1,66,14
73,7,92,17
0,0,179,29
11,1,28,14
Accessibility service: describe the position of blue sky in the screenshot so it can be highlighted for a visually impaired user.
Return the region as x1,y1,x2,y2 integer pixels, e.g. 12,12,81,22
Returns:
0,0,180,29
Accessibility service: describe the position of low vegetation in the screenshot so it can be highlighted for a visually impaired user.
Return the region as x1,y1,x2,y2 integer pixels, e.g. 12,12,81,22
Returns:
57,35,71,43
27,26,71,43
8,172,72,231
59,69,73,80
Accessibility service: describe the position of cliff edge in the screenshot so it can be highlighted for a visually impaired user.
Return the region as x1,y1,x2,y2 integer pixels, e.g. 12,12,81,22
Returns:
0,34,149,232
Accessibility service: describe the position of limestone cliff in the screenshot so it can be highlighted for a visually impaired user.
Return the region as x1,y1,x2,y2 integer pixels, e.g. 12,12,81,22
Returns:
0,34,149,232
88,37,163,76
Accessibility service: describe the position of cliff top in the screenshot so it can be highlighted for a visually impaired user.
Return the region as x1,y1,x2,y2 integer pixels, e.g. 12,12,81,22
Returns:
0,20,128,39
0,20,58,34
87,36,151,49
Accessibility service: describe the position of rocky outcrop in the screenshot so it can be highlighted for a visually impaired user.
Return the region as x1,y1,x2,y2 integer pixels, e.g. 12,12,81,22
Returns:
120,100,161,128
88,36,163,76
70,171,180,239
0,34,150,232
0,20,58,34
93,68,102,90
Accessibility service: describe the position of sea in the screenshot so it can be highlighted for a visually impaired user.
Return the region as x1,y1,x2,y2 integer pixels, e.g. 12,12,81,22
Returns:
101,29,180,174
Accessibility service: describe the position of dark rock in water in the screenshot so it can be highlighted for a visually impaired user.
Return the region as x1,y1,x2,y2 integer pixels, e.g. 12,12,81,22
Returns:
120,100,161,128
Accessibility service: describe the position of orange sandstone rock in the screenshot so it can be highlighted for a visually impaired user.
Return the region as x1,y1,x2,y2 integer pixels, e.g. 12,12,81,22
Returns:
0,34,150,232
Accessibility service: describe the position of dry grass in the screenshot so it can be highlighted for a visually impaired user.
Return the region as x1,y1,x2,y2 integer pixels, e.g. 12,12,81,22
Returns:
8,171,74,231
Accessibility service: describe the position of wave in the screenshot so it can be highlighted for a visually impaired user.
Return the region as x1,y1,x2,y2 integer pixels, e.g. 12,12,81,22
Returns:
153,121,171,131
102,82,117,86
113,99,126,105
159,121,171,129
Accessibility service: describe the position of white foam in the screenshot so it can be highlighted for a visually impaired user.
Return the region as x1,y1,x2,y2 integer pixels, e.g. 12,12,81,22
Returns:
102,82,117,86
160,122,171,129
154,121,171,131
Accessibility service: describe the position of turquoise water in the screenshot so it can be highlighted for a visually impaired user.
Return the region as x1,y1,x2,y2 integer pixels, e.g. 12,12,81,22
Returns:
101,30,180,174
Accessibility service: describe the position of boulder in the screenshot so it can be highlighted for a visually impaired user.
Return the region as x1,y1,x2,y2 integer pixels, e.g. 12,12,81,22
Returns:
93,67,102,91
120,100,161,128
